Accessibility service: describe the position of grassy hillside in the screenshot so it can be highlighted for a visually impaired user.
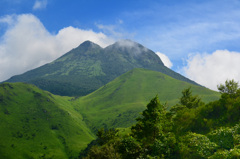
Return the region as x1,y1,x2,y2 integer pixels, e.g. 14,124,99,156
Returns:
0,83,94,159
0,69,220,158
73,68,220,132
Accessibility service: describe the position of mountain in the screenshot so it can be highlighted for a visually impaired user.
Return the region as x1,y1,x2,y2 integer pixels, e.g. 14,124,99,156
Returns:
0,69,220,158
0,83,94,159
5,40,199,96
73,68,220,132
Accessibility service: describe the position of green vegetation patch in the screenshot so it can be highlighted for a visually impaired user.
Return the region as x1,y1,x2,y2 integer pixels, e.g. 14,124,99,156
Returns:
0,83,94,159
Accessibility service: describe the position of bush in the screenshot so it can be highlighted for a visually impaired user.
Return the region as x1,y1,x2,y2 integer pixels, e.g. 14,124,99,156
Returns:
179,132,218,158
208,127,234,150
209,148,240,159
84,144,121,159
118,136,142,159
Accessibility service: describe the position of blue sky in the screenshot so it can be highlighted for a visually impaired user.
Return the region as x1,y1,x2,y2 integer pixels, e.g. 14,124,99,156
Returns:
1,0,240,90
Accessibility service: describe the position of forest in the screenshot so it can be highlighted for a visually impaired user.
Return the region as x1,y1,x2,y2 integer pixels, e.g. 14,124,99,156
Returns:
80,80,240,159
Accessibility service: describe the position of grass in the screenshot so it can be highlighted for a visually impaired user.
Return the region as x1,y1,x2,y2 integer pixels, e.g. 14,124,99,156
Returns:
73,68,220,132
0,83,95,159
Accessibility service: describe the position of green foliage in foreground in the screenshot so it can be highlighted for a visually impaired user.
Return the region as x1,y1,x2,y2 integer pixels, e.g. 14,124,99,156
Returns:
82,80,240,159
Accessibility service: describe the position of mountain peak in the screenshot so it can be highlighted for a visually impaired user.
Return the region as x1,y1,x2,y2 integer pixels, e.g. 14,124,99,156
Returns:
5,39,199,96
105,39,150,57
115,39,136,45
113,39,145,49
77,40,102,49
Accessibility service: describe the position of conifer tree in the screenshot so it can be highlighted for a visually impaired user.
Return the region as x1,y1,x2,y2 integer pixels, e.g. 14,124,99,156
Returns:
180,87,203,109
130,96,176,158
217,79,239,95
131,96,167,145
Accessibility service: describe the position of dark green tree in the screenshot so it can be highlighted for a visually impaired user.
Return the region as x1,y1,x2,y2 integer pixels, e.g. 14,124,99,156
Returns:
179,87,203,109
131,96,177,158
131,96,167,144
83,144,121,159
83,128,121,159
118,136,142,159
170,87,203,117
96,128,119,146
217,79,239,95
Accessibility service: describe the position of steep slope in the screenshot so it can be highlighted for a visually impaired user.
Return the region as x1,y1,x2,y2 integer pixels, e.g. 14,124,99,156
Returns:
73,68,220,132
103,40,196,85
6,41,105,96
6,40,198,96
0,83,94,159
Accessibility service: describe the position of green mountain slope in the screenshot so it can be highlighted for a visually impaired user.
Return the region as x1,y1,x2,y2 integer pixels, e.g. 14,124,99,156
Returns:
0,69,220,158
73,68,220,132
6,40,199,96
0,83,94,159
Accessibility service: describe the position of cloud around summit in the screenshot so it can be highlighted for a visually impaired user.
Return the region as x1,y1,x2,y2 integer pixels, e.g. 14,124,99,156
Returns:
0,14,114,82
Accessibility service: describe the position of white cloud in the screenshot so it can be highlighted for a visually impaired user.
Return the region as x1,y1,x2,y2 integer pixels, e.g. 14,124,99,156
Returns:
0,14,114,82
33,0,48,10
183,50,240,90
114,39,149,56
97,24,124,39
96,22,135,40
0,15,15,24
56,26,113,51
156,52,173,68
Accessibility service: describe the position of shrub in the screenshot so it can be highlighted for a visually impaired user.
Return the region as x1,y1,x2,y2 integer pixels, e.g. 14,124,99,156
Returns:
208,127,234,150
179,132,218,158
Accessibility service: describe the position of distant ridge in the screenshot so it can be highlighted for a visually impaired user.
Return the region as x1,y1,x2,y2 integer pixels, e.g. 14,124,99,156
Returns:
5,40,199,96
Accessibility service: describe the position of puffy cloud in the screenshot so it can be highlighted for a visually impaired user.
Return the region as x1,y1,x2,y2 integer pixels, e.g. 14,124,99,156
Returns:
0,14,114,82
156,52,173,68
183,50,240,90
33,0,48,10
56,26,113,51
